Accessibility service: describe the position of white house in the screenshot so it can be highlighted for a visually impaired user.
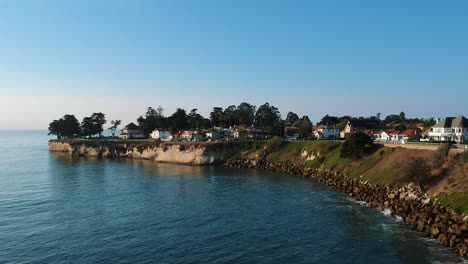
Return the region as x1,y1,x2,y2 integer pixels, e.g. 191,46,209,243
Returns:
428,116,468,143
180,130,198,140
151,129,173,141
380,130,401,142
314,125,340,139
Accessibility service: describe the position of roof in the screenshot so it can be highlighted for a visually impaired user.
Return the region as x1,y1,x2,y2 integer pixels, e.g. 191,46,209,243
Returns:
315,125,337,130
432,116,468,128
124,122,140,130
386,130,400,135
451,116,468,128
400,129,418,136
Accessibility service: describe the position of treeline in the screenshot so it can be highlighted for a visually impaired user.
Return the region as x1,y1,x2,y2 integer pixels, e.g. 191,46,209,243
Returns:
317,112,437,131
136,102,283,136
48,102,437,139
48,113,111,139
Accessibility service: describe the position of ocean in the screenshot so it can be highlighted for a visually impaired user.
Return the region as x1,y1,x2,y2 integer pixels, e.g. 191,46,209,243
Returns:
0,131,463,263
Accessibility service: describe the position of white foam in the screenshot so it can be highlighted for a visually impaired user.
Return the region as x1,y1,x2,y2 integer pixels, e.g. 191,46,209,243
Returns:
382,208,392,216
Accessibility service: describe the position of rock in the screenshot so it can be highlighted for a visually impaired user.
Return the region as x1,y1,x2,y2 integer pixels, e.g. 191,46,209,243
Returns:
421,197,431,205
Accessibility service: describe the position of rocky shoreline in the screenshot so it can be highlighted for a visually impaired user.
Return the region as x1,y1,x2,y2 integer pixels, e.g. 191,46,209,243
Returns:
225,157,468,257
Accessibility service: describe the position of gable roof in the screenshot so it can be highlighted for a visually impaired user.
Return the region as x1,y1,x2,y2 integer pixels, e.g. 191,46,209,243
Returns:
386,130,400,135
451,116,468,128
432,116,468,128
432,117,454,128
124,122,140,130
400,129,418,136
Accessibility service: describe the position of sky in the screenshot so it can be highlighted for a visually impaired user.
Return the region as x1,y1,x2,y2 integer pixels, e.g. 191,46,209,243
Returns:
0,0,467,129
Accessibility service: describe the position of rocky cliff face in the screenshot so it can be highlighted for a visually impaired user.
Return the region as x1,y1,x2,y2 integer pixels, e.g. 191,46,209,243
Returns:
48,140,240,165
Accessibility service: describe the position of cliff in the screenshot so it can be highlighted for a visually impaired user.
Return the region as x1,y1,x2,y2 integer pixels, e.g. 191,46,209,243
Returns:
48,139,241,165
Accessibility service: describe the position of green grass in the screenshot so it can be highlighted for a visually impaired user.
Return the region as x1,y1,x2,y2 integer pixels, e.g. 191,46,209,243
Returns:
346,147,387,179
437,192,468,215
368,169,397,186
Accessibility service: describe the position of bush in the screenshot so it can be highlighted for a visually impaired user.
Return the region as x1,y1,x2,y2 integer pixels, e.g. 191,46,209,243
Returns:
340,132,374,159
437,143,451,158
265,136,282,152
400,157,431,185
454,151,468,164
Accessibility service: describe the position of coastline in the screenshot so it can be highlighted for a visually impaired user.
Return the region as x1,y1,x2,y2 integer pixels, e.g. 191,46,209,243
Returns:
225,158,468,257
49,139,468,257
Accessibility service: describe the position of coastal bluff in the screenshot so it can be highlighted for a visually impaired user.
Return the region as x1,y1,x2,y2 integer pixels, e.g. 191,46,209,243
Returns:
48,139,241,165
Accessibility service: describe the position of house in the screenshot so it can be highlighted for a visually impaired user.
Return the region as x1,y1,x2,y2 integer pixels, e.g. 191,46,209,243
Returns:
314,125,340,140
151,129,173,141
206,127,231,140
381,130,400,142
180,130,199,140
119,123,145,139
389,130,402,142
231,125,252,139
340,120,368,139
284,126,300,140
428,116,468,143
372,130,383,141
399,129,420,142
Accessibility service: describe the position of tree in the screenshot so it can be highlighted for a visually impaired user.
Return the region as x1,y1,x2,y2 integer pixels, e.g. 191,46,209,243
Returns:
254,102,281,136
384,114,401,124
237,102,256,126
285,112,300,126
81,117,94,139
210,107,224,127
50,114,80,139
48,119,62,139
137,106,168,136
399,111,406,122
91,112,106,137
319,115,339,125
156,105,164,116
341,132,374,159
80,113,106,138
223,105,237,127
188,108,203,130
293,115,313,138
108,120,121,138
169,108,188,132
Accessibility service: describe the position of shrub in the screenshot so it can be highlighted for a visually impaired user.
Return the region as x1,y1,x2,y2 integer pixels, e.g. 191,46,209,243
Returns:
265,136,282,152
340,132,374,159
437,143,451,158
400,157,431,185
454,151,468,164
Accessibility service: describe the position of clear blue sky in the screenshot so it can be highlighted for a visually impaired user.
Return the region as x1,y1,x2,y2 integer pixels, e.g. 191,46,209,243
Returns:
0,0,467,129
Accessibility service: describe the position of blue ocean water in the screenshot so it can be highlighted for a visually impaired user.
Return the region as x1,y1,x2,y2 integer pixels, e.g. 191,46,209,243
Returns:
0,131,464,263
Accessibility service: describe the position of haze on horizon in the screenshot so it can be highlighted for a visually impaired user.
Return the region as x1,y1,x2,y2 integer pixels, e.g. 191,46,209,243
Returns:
0,0,467,130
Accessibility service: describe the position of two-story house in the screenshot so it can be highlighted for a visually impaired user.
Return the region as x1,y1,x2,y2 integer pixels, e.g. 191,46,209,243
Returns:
428,116,468,143
119,123,145,139
314,125,340,140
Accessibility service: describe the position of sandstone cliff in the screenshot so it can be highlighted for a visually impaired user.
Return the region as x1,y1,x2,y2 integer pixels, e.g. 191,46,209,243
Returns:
49,140,240,165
